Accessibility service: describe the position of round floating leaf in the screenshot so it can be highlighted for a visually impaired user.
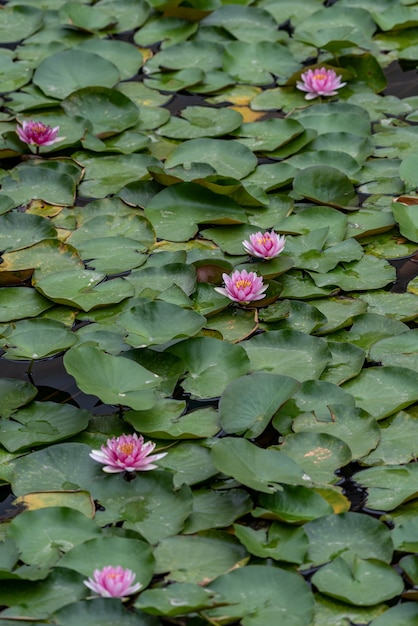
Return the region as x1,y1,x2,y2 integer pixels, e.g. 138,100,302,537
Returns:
157,105,242,139
34,270,134,311
223,41,301,85
136,582,217,618
354,464,418,511
0,378,37,418
125,401,220,440
242,330,332,381
62,87,139,136
8,507,100,568
33,50,120,99
304,512,394,568
144,68,204,93
0,5,43,43
74,39,143,80
234,520,309,564
0,569,86,618
370,329,418,373
234,118,304,152
293,403,380,461
0,401,90,453
293,166,357,208
145,182,247,242
184,488,252,534
55,597,156,626
0,318,76,360
362,410,418,466
279,431,352,484
341,365,418,420
118,300,206,347
59,535,155,589
311,556,404,606
309,255,396,291
1,166,77,206
369,603,418,626
63,344,160,410
0,212,56,253
164,138,257,180
167,336,250,398
206,565,314,626
0,239,84,280
254,484,334,524
96,0,150,32
153,531,247,584
0,287,53,322
392,199,418,242
74,237,147,274
219,372,300,438
211,437,310,494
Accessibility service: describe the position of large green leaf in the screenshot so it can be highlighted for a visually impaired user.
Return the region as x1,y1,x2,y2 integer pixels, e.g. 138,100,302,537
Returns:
219,372,300,437
63,345,160,410
293,166,357,208
206,565,314,626
0,318,76,360
33,50,120,99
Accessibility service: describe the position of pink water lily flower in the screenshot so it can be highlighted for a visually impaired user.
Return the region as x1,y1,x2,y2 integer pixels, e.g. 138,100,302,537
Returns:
16,120,61,146
89,433,167,473
296,67,346,100
243,231,286,259
214,269,267,304
84,565,142,598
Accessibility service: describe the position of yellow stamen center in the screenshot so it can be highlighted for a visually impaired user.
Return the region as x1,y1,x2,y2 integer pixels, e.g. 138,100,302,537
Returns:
313,73,326,81
235,279,252,289
107,572,123,579
257,236,271,245
118,443,135,455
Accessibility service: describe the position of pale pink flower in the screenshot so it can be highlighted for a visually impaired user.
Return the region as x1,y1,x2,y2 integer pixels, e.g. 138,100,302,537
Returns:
89,433,167,473
84,565,142,598
296,67,346,100
242,231,286,259
214,269,267,304
16,120,61,146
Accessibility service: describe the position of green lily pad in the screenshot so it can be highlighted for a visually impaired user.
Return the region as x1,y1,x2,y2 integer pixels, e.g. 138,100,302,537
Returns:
0,378,37,418
164,138,257,179
34,270,134,311
369,603,418,626
278,431,352,484
136,582,217,617
1,163,77,206
242,330,332,381
293,166,357,209
63,344,160,410
234,521,309,564
62,87,139,137
293,403,380,461
211,436,310,494
73,237,147,274
219,372,300,438
74,39,143,80
233,118,304,152
167,336,250,398
0,401,90,452
118,300,206,347
342,365,418,420
206,565,314,626
0,5,43,43
253,484,334,524
363,409,418,466
8,507,100,568
55,598,158,626
158,441,218,489
157,105,242,139
59,535,155,588
184,488,252,533
0,318,76,360
304,512,394,568
354,463,418,511
0,212,57,253
33,50,120,99
223,41,300,85
311,556,404,606
320,340,366,385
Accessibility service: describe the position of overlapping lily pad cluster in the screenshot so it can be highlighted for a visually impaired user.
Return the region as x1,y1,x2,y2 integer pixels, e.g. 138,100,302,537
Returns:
2,0,418,624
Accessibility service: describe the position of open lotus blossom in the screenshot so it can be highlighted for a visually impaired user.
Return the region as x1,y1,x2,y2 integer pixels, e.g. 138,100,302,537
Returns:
242,231,286,259
89,433,167,473
214,269,268,304
296,67,346,100
16,120,61,147
84,565,142,598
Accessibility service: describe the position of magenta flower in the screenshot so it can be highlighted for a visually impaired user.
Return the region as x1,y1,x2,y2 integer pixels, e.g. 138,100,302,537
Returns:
16,120,61,147
89,433,167,473
296,67,346,100
214,269,268,304
242,231,286,259
84,565,142,598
